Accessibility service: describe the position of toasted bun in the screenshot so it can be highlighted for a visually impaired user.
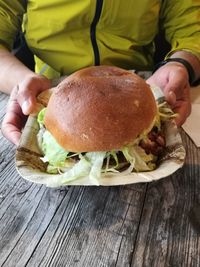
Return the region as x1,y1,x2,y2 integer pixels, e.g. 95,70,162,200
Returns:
44,66,157,152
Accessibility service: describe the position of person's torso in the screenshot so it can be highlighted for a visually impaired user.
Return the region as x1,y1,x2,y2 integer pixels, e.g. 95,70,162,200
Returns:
25,0,161,77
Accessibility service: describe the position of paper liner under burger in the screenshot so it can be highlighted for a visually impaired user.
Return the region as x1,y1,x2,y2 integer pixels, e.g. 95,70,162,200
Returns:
15,85,186,187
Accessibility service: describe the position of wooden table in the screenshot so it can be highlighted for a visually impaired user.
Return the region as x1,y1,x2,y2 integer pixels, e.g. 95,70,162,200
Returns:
0,92,200,267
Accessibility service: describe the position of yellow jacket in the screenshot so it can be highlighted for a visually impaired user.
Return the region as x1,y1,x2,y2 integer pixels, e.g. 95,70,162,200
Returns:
0,0,200,79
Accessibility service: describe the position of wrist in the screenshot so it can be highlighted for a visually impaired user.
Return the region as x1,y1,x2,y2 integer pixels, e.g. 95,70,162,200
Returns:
153,58,196,85
170,50,200,85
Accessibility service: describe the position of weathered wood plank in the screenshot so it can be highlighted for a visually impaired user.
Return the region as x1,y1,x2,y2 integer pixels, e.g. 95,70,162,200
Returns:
130,132,200,267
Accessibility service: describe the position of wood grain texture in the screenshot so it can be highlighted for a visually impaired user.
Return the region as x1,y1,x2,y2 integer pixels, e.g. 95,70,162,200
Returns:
1,91,200,267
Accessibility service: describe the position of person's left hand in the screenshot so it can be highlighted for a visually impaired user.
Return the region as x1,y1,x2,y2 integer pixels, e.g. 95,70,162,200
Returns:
146,62,191,126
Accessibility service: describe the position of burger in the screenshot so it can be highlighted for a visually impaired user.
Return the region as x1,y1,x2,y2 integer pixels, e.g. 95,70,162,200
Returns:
37,66,175,185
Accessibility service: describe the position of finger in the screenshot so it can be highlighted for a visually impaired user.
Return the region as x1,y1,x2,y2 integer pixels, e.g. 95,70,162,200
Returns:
1,123,21,145
1,109,27,145
174,102,191,126
1,87,27,145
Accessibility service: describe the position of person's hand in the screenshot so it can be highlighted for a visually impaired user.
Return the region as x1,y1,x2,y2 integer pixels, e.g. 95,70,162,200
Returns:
1,75,51,145
146,62,191,126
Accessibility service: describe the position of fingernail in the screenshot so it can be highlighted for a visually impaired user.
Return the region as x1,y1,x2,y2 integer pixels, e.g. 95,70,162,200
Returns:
168,91,176,105
168,91,174,98
22,99,31,114
13,136,20,146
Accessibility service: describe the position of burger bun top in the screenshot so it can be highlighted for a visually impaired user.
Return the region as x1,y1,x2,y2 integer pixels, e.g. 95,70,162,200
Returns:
44,66,157,152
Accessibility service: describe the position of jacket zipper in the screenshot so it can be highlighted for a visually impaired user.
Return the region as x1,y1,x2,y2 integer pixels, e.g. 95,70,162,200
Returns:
90,0,103,65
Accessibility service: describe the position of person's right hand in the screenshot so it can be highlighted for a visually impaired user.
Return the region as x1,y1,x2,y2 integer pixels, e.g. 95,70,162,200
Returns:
1,75,51,145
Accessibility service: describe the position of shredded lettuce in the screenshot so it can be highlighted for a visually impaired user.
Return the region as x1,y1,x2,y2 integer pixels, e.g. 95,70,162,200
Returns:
85,152,106,185
45,155,92,187
103,151,120,172
122,146,156,172
39,125,156,182
158,101,177,120
60,155,92,184
46,152,106,186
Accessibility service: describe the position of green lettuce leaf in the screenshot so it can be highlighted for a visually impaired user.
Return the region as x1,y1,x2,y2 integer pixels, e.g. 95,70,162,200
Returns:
37,108,70,166
41,130,69,166
37,108,46,126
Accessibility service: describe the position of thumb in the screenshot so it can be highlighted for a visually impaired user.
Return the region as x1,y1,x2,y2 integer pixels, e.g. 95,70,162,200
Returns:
17,76,51,115
164,90,176,107
21,97,33,115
